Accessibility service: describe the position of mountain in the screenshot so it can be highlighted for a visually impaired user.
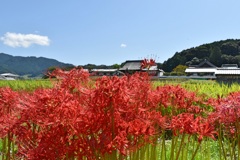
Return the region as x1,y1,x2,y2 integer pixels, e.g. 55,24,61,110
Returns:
0,53,74,77
161,39,240,72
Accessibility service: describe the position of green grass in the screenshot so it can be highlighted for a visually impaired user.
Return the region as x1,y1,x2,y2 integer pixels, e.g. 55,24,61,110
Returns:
153,79,240,98
0,79,53,91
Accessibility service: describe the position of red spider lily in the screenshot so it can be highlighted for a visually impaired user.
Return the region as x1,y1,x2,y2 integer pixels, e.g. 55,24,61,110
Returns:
208,92,240,137
141,58,156,69
171,113,195,135
192,117,217,143
171,113,217,142
153,85,207,117
1,68,222,159
0,87,20,138
8,70,167,159
83,72,165,155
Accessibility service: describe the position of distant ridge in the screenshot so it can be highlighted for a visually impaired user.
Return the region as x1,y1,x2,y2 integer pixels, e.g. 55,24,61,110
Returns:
0,53,74,77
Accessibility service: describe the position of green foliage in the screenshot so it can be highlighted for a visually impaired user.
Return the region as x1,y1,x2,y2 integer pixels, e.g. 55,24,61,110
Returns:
171,65,188,76
209,46,222,66
112,63,120,69
82,63,121,70
162,39,240,72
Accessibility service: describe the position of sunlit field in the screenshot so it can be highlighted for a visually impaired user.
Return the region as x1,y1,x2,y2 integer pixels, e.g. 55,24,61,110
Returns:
154,79,240,98
1,78,239,98
1,70,240,159
0,79,53,91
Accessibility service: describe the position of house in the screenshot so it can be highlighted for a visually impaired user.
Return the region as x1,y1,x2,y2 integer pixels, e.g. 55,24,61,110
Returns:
119,60,164,76
215,64,240,83
0,73,19,80
185,59,217,78
185,60,240,82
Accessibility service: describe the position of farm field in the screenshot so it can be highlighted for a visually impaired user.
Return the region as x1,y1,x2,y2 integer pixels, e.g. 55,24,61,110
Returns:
1,78,240,98
0,69,240,160
0,79,53,91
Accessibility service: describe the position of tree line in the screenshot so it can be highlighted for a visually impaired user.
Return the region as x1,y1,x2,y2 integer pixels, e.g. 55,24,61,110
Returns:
161,39,240,72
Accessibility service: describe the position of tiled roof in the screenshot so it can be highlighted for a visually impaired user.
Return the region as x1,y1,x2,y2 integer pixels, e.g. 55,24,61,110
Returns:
185,67,240,75
119,60,159,71
185,68,217,73
197,60,216,68
215,69,240,75
120,61,142,70
221,64,238,69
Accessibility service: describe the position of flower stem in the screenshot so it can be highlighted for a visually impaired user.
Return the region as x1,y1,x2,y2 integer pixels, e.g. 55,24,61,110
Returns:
190,142,201,160
175,134,185,160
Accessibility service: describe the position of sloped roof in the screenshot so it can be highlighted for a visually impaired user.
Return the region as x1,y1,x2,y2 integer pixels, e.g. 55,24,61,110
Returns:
119,60,142,70
221,64,238,69
119,60,159,71
197,60,216,68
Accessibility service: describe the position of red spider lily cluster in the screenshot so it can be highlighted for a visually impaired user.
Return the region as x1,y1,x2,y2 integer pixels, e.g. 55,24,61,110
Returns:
141,58,156,69
209,92,240,138
0,68,240,159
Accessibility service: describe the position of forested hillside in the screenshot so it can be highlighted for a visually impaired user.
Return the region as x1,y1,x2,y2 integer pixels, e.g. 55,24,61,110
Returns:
162,39,240,72
0,53,74,77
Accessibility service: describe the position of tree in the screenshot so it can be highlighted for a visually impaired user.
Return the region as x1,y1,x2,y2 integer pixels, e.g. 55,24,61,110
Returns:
186,57,201,66
235,55,240,66
171,65,188,76
220,42,239,56
209,46,222,66
112,64,120,69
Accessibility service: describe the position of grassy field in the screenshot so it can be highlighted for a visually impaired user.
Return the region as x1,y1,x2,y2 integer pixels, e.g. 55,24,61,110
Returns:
0,79,53,91
1,78,239,97
154,79,240,98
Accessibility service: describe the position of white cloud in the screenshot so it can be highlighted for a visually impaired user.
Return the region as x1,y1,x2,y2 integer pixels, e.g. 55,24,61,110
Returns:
0,32,50,48
120,43,127,48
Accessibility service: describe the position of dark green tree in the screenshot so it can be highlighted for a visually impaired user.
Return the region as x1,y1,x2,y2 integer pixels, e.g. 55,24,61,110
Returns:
221,42,239,56
209,46,222,66
111,64,120,69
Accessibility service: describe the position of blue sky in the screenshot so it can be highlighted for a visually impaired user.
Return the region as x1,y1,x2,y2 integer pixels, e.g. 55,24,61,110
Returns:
1,0,240,66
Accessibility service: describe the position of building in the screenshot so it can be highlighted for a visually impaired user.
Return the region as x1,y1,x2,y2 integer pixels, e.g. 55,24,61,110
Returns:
185,60,240,82
0,73,19,80
119,60,164,76
215,64,240,83
185,59,217,79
